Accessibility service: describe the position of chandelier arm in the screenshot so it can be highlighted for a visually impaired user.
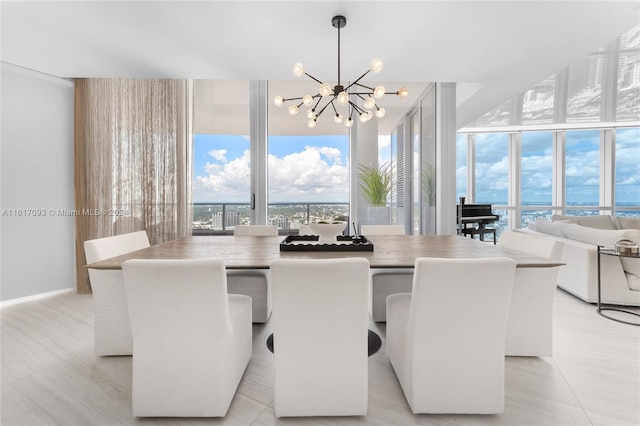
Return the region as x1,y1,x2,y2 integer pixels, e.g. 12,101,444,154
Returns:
345,69,371,91
312,97,323,110
354,82,375,91
316,99,334,120
348,100,366,114
304,72,324,85
330,102,339,115
350,92,375,96
282,96,306,102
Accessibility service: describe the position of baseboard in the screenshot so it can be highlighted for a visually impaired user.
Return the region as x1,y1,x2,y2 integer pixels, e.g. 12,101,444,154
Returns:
0,288,75,309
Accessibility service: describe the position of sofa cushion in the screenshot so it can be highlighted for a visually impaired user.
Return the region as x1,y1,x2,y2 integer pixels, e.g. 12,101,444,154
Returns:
617,217,640,230
551,214,617,230
621,258,640,280
534,218,567,237
561,225,640,278
562,224,640,248
626,273,640,291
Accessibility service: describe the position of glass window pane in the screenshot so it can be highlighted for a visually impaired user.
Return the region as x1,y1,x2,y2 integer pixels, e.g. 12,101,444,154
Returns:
456,134,468,200
466,98,511,128
615,127,640,217
521,132,553,205
617,25,640,121
522,75,555,124
267,81,349,231
412,113,420,234
192,80,251,232
474,133,509,205
565,130,600,208
421,91,437,235
567,56,604,123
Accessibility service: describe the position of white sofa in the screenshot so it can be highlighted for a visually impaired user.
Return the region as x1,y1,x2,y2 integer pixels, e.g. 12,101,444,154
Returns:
518,215,640,306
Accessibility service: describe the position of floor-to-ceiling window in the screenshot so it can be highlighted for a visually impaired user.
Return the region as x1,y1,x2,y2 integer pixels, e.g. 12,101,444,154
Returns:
565,130,601,216
192,80,251,232
615,127,640,217
520,131,553,228
457,24,640,234
267,81,349,230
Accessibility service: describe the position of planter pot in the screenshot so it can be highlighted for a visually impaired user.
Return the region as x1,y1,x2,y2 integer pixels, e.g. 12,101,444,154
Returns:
367,206,391,226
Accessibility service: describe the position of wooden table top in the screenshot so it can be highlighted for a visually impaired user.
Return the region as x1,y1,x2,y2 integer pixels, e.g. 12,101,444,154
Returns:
85,235,563,270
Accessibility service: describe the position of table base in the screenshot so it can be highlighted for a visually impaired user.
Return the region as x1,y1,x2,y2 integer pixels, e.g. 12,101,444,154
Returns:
266,330,382,356
598,306,640,326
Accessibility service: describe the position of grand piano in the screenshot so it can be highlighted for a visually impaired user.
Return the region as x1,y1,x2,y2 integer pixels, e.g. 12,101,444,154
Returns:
456,203,500,244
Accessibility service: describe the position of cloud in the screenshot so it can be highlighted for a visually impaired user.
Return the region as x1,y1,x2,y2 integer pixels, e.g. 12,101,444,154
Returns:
208,149,227,162
268,146,349,201
193,145,349,203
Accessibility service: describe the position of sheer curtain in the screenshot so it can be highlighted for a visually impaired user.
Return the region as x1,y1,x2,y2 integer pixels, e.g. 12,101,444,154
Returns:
74,79,193,293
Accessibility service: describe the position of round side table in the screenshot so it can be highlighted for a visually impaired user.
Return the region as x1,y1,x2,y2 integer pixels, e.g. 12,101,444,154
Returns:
597,246,640,326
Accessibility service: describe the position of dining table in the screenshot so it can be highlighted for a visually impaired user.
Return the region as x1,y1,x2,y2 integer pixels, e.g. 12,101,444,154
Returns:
85,234,563,270
85,234,563,357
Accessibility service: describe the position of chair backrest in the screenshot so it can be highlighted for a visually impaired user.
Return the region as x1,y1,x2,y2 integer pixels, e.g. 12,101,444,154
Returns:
270,257,370,416
360,224,406,235
408,257,516,368
233,225,278,236
122,259,232,343
84,230,150,263
498,230,564,261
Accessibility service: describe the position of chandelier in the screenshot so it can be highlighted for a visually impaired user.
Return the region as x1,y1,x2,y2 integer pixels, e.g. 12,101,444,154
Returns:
274,15,408,128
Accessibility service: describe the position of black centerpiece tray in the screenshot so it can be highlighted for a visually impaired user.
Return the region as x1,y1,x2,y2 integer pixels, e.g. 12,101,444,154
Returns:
280,235,374,252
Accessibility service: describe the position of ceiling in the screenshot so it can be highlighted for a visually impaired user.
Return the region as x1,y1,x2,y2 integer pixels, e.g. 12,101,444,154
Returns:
2,1,638,130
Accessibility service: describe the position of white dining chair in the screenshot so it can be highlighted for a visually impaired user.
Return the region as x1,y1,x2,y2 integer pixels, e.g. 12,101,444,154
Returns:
122,258,252,417
387,257,516,414
498,230,564,356
229,225,278,322
84,230,150,356
270,258,370,417
360,224,413,322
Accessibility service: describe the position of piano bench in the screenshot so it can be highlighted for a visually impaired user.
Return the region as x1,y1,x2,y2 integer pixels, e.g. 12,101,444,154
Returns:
461,227,497,244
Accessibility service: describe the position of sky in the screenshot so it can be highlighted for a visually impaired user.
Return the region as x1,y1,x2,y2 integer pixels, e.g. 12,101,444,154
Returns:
192,134,351,203
456,128,639,205
193,129,638,206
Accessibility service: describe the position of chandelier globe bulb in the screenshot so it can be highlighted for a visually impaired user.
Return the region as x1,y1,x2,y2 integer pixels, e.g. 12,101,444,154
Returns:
345,117,354,127
319,83,333,97
274,96,284,106
334,113,343,124
293,63,305,77
302,95,314,106
337,91,349,105
375,107,386,118
363,97,376,110
359,112,368,123
369,58,384,73
397,87,409,99
288,105,299,115
307,118,317,128
373,85,386,99
306,109,316,119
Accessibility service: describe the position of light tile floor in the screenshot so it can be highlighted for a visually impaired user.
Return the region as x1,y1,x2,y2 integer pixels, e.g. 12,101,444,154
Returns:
1,288,638,425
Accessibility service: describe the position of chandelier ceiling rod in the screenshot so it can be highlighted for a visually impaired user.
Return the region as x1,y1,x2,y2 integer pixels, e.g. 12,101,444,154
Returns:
274,15,408,128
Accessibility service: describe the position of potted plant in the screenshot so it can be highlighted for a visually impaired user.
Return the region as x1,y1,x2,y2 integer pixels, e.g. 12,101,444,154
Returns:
422,161,436,234
358,163,393,225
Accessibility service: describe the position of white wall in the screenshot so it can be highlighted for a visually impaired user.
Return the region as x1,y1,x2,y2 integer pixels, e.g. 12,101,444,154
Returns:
1,63,76,301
